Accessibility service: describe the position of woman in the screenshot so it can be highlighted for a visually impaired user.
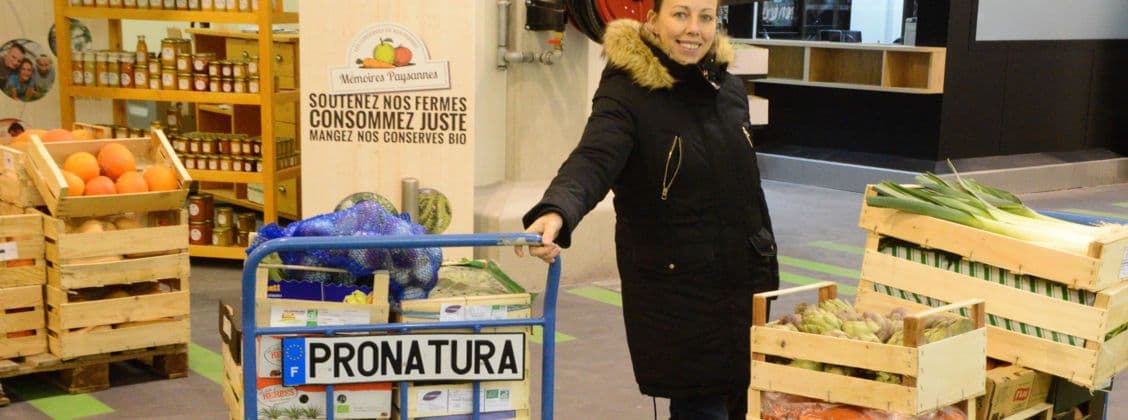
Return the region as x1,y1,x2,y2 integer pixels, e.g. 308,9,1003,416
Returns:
516,0,780,418
6,58,38,101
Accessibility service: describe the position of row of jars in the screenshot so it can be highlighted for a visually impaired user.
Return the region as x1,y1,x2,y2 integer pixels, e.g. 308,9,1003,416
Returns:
73,51,261,92
188,194,259,247
172,133,263,157
183,154,264,173
72,0,270,12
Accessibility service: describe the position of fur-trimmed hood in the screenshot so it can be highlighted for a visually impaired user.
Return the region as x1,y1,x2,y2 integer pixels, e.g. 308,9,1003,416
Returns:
602,19,733,90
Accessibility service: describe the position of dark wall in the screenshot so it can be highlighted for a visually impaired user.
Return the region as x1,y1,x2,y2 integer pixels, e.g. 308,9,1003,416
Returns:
937,0,1128,158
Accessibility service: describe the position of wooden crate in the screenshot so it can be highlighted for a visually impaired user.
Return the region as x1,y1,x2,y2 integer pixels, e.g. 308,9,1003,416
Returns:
747,282,987,418
857,236,1128,389
0,212,46,288
858,185,1128,292
71,122,112,139
0,285,46,359
253,265,391,328
0,143,45,208
25,130,191,218
42,209,188,289
44,275,190,359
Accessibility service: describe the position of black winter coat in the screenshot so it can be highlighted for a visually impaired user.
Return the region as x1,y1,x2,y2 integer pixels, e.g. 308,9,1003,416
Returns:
524,20,780,399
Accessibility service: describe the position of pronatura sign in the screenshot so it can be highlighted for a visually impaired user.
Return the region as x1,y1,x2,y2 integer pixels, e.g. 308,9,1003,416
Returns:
281,333,525,385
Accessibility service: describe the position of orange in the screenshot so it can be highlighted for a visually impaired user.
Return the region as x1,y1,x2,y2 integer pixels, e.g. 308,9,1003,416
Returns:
42,128,75,142
114,171,149,193
71,129,95,141
84,176,117,196
142,166,178,191
12,129,46,145
63,152,100,182
62,170,85,196
97,143,136,180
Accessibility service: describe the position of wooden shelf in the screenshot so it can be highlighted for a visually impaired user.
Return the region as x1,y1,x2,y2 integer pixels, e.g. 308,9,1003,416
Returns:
186,28,299,42
733,39,945,94
198,104,234,116
189,244,248,260
68,86,263,105
188,169,264,184
201,188,298,220
63,6,298,24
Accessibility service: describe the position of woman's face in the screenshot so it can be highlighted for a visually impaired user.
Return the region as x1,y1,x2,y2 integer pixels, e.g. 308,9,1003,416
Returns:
647,0,718,65
18,61,33,82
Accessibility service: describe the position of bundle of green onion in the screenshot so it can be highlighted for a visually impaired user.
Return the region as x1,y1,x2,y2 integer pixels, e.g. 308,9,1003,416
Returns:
867,162,1126,255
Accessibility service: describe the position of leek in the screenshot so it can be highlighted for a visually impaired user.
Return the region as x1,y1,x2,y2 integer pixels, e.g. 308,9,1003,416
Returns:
866,163,1126,255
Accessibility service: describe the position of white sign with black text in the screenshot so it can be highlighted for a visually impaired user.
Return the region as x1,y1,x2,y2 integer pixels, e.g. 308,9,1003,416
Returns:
281,333,525,385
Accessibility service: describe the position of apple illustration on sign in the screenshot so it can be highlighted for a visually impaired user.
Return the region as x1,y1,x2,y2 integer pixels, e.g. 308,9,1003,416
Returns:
360,38,413,69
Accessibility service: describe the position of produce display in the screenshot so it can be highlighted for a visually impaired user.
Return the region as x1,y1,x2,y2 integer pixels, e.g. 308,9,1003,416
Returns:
430,259,525,298
58,142,178,196
766,298,973,385
760,391,967,420
866,163,1126,255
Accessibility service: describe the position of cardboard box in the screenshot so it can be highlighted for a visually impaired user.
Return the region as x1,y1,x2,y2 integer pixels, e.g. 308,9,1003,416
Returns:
978,364,1052,420
334,382,393,419
393,375,530,418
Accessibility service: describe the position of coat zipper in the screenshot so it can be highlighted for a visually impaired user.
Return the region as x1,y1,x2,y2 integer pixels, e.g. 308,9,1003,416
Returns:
742,125,754,149
661,135,683,200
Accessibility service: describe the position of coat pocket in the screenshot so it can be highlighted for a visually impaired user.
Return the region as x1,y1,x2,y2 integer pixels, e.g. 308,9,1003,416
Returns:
748,226,777,257
630,241,718,281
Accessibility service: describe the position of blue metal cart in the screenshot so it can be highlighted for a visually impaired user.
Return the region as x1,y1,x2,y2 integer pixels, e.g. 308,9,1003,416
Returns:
241,233,560,420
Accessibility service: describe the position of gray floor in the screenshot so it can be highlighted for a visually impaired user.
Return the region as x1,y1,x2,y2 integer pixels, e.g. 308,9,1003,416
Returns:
1,181,1125,419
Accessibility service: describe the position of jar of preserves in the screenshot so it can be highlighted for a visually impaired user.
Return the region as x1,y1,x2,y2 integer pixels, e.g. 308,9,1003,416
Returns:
232,61,246,78
138,0,150,7
250,137,262,155
163,0,176,9
177,71,191,90
160,66,176,89
95,0,108,6
201,0,213,10
252,158,262,172
229,138,244,156
225,0,236,11
187,137,200,154
207,155,220,171
219,156,232,172
221,77,233,93
124,0,137,7
188,0,199,9
176,53,191,72
209,76,220,92
213,226,233,246
193,73,209,91
149,0,162,7
94,51,108,86
160,38,179,66
189,221,212,245
188,194,213,222
80,0,92,6
172,135,188,153
247,75,260,93
200,138,215,154
72,52,86,86
237,211,256,233
119,53,135,88
81,51,95,86
220,60,232,77
183,154,196,170
149,72,162,89
148,52,161,75
237,0,249,12
175,0,186,9
109,0,121,7
246,55,259,76
217,137,231,154
208,61,219,77
106,52,121,87
113,125,130,139
232,78,246,93
133,60,148,89
192,52,214,74
236,231,249,247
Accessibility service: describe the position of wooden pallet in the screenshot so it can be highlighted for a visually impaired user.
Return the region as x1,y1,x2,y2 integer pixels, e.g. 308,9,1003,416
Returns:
0,212,45,288
858,185,1128,292
0,343,186,394
747,282,987,418
858,233,1128,389
24,130,190,218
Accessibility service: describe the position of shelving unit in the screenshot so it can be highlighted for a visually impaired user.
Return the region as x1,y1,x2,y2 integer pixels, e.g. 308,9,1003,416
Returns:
733,39,946,94
54,0,301,261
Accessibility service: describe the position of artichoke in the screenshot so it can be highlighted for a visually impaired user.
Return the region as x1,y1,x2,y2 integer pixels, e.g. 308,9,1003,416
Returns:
789,359,824,371
875,371,902,384
823,364,856,377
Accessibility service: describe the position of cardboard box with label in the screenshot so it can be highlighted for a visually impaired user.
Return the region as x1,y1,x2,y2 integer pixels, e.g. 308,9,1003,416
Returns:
977,364,1052,420
393,375,531,419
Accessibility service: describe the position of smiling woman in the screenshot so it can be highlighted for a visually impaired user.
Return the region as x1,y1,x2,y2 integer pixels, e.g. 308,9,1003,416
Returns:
645,0,718,64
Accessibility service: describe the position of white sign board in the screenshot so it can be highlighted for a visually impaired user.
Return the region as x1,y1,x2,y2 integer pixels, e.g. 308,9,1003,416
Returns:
282,333,526,385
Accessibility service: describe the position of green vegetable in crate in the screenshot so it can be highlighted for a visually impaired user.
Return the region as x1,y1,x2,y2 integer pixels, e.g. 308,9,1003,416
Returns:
767,322,799,332
822,364,856,377
875,371,902,385
788,359,823,371
416,188,452,233
841,320,881,343
335,192,399,214
799,307,843,334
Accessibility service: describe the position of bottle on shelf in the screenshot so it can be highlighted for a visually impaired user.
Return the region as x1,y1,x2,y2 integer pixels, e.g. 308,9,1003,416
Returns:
136,35,149,63
166,103,181,132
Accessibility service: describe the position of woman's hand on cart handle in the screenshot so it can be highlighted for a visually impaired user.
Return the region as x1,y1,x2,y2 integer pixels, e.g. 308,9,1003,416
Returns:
516,212,563,263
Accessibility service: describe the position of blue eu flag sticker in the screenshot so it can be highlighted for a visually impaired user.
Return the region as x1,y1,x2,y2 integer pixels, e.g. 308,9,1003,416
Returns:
282,337,306,386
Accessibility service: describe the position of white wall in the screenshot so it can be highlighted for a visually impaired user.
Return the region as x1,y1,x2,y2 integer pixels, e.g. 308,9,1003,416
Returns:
977,0,1128,41
849,0,903,44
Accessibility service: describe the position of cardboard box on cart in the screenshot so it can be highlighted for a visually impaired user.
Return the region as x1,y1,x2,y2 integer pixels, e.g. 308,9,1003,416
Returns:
977,363,1052,420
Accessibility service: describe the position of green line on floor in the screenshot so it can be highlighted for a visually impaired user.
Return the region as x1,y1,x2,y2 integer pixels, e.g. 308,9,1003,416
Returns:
530,326,576,344
1058,208,1128,222
3,375,114,420
1114,202,1128,208
806,241,865,256
567,286,623,307
189,342,224,385
777,255,861,280
780,272,857,296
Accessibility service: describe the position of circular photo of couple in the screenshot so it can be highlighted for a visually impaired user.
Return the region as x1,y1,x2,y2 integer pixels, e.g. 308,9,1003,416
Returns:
1,39,54,103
